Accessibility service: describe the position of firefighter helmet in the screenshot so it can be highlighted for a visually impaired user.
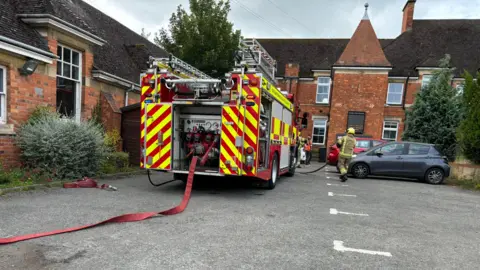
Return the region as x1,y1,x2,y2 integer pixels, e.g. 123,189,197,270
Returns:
347,127,355,134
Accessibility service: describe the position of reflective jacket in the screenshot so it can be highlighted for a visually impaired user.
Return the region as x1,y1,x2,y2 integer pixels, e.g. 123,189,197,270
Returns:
337,134,356,158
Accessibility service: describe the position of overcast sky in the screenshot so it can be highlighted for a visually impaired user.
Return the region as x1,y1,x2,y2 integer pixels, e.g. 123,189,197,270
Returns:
83,0,480,39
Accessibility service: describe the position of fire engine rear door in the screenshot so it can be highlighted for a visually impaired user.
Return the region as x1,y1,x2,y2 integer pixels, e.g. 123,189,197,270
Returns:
219,104,243,175
143,103,173,170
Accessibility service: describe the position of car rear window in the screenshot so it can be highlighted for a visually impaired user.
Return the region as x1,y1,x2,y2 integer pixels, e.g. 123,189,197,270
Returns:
408,144,431,155
356,140,370,148
429,146,443,156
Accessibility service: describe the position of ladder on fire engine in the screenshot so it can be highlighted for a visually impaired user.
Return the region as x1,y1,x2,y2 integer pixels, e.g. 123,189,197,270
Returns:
149,54,213,80
235,38,277,84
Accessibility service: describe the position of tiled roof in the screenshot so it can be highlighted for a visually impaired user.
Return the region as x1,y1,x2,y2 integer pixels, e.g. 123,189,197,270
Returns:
260,19,480,78
383,19,480,77
0,0,50,52
5,0,169,83
335,18,391,67
257,39,394,77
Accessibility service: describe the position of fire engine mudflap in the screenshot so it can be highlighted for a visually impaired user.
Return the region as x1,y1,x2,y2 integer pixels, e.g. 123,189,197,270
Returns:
0,156,199,245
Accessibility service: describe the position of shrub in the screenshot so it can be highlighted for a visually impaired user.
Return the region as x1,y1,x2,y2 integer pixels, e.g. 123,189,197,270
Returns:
104,129,121,152
99,151,130,175
26,105,60,125
457,71,480,164
16,116,106,179
402,55,462,161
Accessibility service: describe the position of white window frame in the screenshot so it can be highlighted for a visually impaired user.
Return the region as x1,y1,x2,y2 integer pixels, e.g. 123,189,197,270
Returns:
421,75,432,88
382,121,399,141
386,82,404,105
56,44,82,122
312,117,327,145
0,65,6,124
316,77,331,104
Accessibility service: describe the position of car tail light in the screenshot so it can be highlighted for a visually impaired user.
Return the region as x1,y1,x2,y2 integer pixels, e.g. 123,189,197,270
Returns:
246,147,254,155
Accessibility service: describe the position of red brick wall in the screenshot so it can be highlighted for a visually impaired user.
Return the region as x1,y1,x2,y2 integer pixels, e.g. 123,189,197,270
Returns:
0,62,56,167
327,72,389,147
128,92,140,105
404,80,421,105
0,135,20,168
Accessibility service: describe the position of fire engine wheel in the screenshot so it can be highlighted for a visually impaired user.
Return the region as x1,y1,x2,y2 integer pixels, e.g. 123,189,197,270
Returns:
267,153,279,190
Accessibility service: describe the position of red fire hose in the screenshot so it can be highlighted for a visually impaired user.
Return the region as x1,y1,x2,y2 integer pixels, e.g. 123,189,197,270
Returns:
0,157,198,245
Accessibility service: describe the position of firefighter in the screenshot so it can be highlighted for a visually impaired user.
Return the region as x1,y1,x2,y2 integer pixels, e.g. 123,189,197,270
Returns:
337,127,357,182
297,132,304,168
304,136,312,165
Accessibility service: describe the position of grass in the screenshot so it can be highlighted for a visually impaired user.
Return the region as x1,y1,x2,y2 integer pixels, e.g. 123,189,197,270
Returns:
446,176,480,191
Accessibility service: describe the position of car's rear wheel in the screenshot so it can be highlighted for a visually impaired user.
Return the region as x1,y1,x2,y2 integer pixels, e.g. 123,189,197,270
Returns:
425,168,445,185
352,163,369,179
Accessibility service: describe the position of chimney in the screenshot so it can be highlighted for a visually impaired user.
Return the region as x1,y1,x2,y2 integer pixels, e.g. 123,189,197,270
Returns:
402,0,416,33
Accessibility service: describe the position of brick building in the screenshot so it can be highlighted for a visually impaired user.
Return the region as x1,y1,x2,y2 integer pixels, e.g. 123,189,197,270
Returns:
0,0,167,167
259,0,479,156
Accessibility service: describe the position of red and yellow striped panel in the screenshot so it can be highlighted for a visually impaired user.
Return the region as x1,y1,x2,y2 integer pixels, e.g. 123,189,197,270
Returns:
241,74,260,176
140,73,154,168
270,117,282,143
144,103,172,170
219,105,242,175
283,123,290,145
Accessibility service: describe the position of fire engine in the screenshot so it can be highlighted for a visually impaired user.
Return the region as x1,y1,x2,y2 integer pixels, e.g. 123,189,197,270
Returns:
139,39,308,189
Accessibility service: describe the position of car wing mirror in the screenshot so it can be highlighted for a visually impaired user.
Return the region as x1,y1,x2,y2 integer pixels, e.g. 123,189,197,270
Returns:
376,152,383,157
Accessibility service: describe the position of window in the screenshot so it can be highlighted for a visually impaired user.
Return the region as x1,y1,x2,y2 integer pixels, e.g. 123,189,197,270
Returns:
316,77,331,104
421,75,432,88
356,140,370,148
56,45,82,121
312,118,327,145
456,84,464,95
382,121,399,141
374,143,406,156
347,111,365,134
386,83,403,104
0,65,6,124
408,144,431,155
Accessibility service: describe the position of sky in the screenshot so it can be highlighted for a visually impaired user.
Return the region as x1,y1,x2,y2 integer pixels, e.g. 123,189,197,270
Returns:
82,0,480,40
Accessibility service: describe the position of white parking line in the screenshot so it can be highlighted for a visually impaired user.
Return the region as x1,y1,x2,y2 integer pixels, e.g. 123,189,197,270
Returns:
327,183,349,187
328,192,356,197
330,208,368,216
333,240,392,257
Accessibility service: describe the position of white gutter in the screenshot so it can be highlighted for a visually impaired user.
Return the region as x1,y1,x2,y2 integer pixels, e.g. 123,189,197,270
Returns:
311,69,331,72
0,35,56,64
92,70,140,91
333,66,392,71
17,14,106,46
416,67,443,71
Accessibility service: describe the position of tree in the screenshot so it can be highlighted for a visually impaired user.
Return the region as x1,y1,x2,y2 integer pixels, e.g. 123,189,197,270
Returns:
457,71,480,163
402,54,463,161
140,28,151,39
155,0,241,78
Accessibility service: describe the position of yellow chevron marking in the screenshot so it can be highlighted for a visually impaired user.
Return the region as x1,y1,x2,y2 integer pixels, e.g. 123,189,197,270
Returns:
145,105,170,144
220,159,231,175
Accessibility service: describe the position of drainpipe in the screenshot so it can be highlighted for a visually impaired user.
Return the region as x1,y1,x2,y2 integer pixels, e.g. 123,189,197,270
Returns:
402,76,410,110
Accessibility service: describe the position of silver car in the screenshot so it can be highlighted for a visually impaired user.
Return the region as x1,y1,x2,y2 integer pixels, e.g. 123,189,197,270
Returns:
348,141,451,184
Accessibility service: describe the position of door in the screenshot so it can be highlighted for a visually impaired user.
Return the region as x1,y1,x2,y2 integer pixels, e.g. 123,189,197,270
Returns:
402,143,432,178
143,103,173,170
219,105,243,175
369,143,407,176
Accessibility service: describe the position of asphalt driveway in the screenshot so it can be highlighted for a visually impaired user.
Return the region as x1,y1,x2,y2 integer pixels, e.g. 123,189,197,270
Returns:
0,165,479,269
